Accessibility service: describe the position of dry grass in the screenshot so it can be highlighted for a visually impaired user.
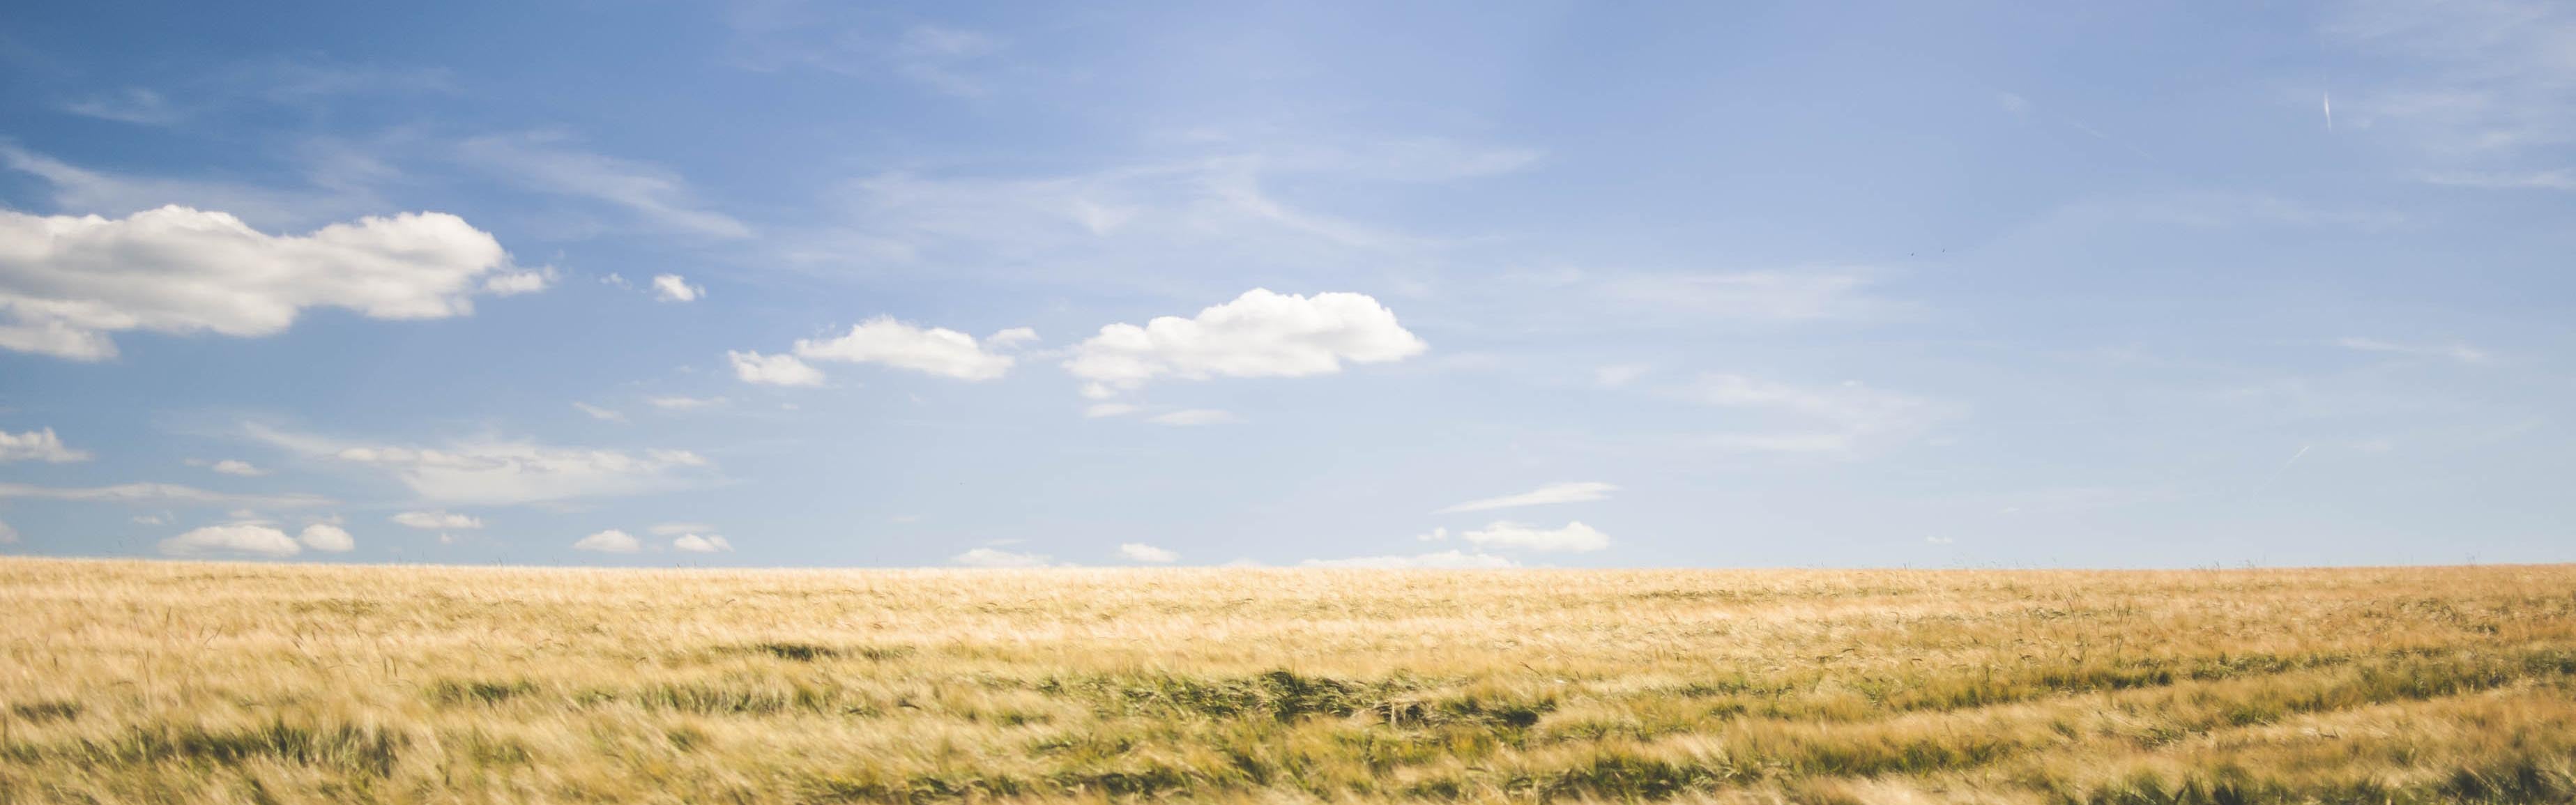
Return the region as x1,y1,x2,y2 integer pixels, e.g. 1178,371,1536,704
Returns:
3,559,2575,804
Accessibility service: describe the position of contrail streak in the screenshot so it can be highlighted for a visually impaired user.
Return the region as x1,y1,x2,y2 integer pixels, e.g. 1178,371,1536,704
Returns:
2254,444,2313,496
2324,93,2333,131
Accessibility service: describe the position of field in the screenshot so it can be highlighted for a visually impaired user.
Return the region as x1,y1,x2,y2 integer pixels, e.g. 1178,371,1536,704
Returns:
3,560,2575,804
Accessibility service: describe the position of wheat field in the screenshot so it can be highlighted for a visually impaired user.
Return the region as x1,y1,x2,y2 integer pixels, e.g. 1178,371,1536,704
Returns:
3,559,2574,804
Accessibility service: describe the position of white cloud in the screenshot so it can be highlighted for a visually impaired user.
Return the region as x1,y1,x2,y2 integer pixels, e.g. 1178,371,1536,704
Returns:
788,144,1474,288
160,523,301,558
572,402,627,422
1148,409,1237,426
456,133,751,239
298,523,353,552
728,351,825,386
671,533,733,553
209,459,265,477
0,517,17,544
1065,289,1426,394
2423,169,2576,190
786,316,1026,381
1117,543,1178,563
1458,521,1611,553
1309,137,1544,182
1083,402,1140,418
1926,536,1956,545
250,426,711,506
892,24,1003,96
1691,374,1935,454
1302,551,1518,569
986,327,1039,348
0,482,329,508
572,528,640,553
480,269,552,296
2329,1,2576,181
952,546,1049,567
391,511,482,530
1600,271,1893,323
131,514,169,526
1594,364,1652,388
651,273,704,302
647,395,726,411
0,145,384,233
65,87,181,125
0,206,527,360
2332,337,2492,364
1435,482,1617,514
0,429,91,463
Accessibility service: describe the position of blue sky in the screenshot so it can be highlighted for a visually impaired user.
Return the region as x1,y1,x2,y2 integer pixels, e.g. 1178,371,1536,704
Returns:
1,1,2570,568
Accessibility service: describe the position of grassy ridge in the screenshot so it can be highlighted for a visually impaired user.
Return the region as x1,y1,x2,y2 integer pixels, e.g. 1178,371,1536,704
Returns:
2,560,2573,803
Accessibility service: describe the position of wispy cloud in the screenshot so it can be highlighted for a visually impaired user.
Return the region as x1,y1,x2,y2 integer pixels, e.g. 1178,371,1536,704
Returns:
1147,409,1238,427
2421,169,2576,190
1597,271,1902,324
248,425,713,507
892,25,1001,96
1435,482,1617,514
456,132,752,239
1689,374,1938,454
1302,550,1518,569
2332,337,2492,364
2328,1,2576,172
62,87,181,125
0,482,331,508
0,144,391,231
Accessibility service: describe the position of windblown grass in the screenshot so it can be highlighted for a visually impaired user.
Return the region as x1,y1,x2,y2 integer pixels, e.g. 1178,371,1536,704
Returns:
2,559,2573,803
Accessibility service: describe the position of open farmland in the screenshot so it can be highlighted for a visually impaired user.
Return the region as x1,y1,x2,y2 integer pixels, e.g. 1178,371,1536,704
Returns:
3,559,2575,804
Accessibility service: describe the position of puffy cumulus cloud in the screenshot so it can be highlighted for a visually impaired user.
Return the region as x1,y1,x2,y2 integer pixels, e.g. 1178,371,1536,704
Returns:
671,533,733,553
298,523,353,552
572,529,640,553
391,511,482,530
1435,482,1617,514
776,317,1030,382
952,546,1049,567
1456,521,1610,553
1064,289,1425,395
160,523,301,557
728,350,824,386
0,428,90,463
0,206,535,360
1302,551,1518,569
480,269,552,296
0,481,330,508
1117,543,1178,563
250,427,711,507
652,273,703,302
985,327,1039,349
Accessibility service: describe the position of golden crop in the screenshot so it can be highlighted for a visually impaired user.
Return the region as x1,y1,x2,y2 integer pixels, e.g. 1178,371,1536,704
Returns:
3,558,2573,804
